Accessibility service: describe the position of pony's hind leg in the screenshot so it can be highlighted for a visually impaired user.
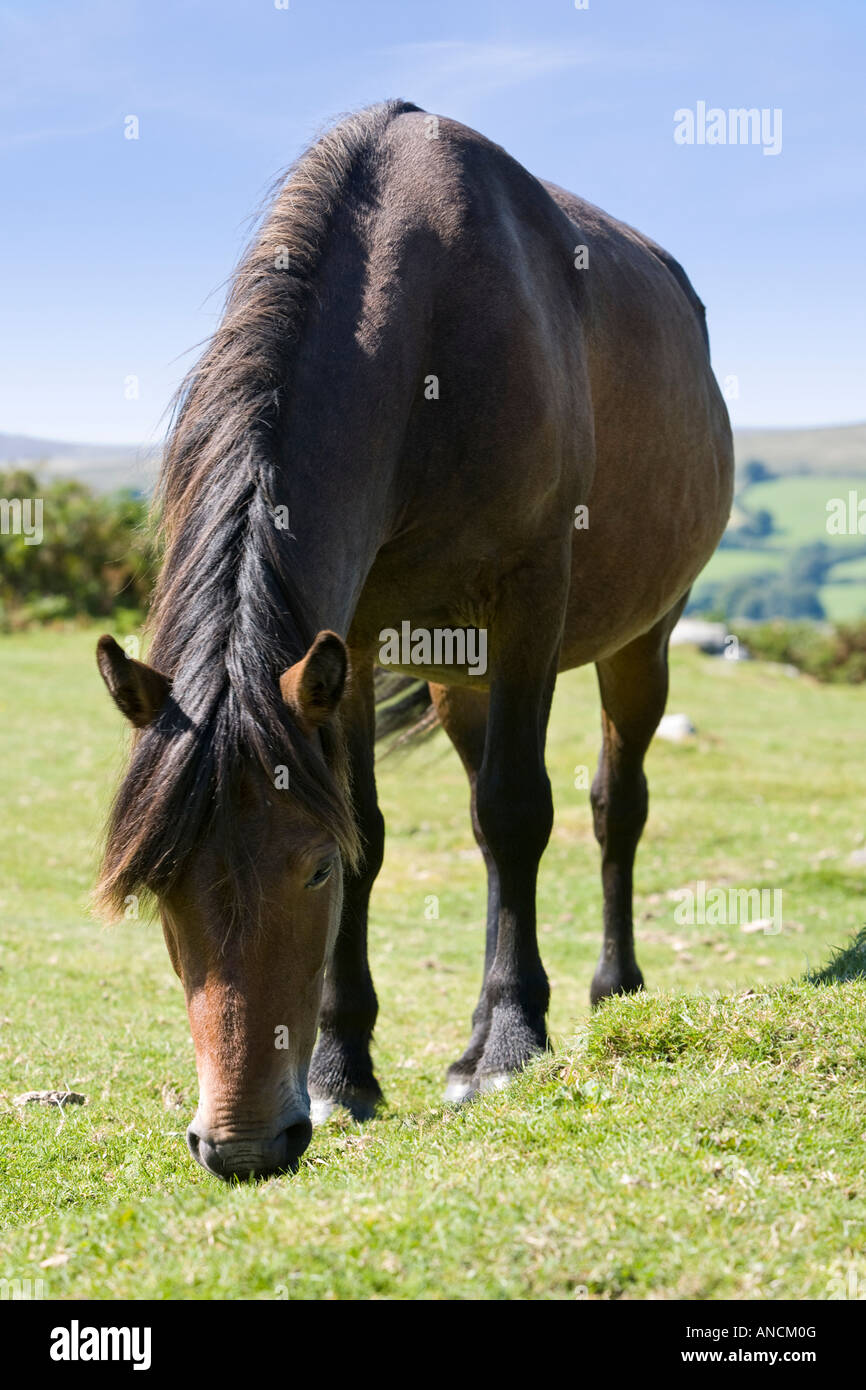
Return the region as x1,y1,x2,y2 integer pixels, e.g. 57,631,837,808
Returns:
308,654,384,1123
429,683,498,1101
589,599,687,1006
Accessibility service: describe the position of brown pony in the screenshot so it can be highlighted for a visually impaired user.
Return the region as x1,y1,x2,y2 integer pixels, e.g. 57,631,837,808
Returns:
96,100,733,1180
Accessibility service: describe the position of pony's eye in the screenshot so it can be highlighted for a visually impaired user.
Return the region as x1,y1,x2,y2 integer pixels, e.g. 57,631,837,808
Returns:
305,859,333,889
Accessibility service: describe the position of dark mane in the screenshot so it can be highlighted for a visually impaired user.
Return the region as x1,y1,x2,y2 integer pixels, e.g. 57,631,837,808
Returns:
96,99,420,923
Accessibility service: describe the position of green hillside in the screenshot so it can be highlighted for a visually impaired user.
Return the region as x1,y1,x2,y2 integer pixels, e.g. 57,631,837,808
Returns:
694,433,866,621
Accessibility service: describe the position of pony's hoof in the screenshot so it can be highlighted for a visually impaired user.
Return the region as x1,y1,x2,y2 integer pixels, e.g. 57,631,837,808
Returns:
443,1075,476,1104
308,1084,381,1124
590,962,645,1008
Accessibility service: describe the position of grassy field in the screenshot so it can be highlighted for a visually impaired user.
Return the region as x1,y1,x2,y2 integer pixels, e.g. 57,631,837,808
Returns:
1,627,865,1299
743,476,864,550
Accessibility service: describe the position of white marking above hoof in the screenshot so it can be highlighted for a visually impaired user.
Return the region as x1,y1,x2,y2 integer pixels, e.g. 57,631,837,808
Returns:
444,1077,475,1104
477,1071,511,1094
310,1096,335,1126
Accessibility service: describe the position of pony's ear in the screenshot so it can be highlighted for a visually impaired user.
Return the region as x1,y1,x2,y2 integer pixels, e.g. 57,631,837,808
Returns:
96,635,171,729
280,631,348,733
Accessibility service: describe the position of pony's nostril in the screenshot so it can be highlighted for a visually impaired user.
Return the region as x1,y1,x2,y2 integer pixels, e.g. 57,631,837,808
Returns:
282,1118,313,1164
187,1126,230,1178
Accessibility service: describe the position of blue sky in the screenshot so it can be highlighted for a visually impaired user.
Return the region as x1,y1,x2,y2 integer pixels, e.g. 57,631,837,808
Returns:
1,0,863,444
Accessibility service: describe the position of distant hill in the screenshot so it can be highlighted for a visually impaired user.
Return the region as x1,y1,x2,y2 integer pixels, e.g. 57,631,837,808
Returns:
0,432,160,494
734,422,866,478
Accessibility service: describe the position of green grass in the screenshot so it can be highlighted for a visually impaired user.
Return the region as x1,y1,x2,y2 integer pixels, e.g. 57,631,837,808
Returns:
697,547,788,583
819,581,866,623
743,476,863,550
2,628,866,1298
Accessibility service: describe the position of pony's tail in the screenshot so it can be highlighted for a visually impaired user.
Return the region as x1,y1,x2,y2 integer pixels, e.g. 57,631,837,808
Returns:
374,671,438,752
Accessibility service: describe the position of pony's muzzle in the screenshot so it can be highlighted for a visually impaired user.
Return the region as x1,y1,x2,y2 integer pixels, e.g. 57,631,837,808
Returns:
186,1118,312,1181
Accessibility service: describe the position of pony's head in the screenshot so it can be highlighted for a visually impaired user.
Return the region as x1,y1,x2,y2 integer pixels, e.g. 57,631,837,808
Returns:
96,630,358,1180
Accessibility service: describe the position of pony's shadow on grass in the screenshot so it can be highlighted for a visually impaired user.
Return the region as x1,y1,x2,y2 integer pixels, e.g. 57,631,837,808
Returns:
806,926,866,985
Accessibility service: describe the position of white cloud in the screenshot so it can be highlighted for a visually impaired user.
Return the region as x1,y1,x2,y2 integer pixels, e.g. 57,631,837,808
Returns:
375,39,595,106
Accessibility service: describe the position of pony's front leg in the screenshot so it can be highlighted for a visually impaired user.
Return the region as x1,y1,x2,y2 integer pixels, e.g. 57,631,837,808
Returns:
469,592,563,1093
308,657,384,1123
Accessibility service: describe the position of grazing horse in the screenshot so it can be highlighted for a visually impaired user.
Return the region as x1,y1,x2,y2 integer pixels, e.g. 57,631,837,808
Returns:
96,100,733,1180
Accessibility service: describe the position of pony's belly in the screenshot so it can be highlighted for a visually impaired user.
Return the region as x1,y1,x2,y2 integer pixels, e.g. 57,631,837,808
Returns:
376,661,493,690
560,487,728,668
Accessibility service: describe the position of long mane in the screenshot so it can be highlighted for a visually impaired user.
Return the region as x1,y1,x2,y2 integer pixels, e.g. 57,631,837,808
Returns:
95,100,420,923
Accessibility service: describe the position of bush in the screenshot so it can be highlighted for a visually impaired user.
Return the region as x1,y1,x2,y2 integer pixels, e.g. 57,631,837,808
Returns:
740,459,774,487
732,619,866,683
0,468,159,630
695,571,826,621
